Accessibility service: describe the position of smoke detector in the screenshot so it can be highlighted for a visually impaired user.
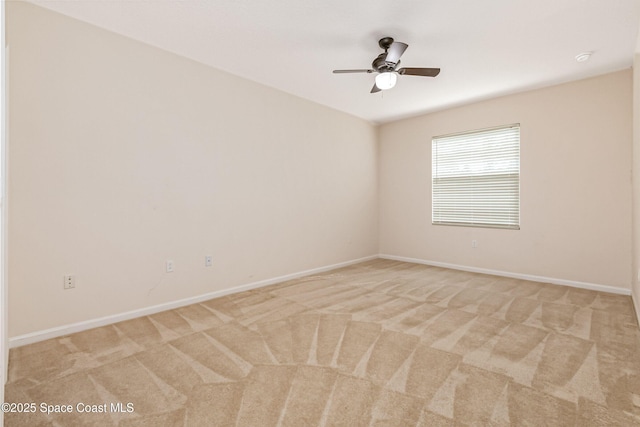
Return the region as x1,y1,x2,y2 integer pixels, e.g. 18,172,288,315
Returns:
575,52,593,62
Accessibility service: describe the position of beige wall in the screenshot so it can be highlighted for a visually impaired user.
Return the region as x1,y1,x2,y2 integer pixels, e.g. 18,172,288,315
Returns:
7,2,378,337
379,70,633,290
633,53,640,324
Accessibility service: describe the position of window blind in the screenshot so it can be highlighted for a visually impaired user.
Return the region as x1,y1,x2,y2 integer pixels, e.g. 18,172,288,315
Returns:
432,124,520,229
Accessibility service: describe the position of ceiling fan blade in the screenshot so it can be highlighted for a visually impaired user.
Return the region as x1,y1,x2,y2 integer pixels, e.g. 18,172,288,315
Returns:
398,67,441,77
333,69,375,74
370,83,381,94
385,42,408,64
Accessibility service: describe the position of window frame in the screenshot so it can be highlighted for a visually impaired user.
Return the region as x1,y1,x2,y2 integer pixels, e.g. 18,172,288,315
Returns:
431,124,521,230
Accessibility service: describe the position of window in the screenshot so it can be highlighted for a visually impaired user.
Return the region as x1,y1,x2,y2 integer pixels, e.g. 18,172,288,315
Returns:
432,124,520,229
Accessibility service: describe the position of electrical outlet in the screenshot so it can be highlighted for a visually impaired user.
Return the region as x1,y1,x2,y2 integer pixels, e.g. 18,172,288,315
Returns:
166,260,174,273
205,255,212,267
64,275,76,289
472,240,478,248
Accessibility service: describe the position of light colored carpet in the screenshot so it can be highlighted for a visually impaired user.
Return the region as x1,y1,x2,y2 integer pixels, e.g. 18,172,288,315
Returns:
5,259,640,426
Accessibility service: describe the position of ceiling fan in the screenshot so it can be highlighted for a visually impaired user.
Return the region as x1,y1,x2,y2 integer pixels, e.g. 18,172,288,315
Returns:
333,37,440,93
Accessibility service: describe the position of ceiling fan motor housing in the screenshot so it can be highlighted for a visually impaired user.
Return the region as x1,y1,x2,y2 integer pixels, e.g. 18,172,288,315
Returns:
372,54,396,72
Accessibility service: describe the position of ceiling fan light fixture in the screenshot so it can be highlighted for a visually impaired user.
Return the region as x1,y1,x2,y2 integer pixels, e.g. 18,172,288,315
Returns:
333,37,440,94
375,71,397,90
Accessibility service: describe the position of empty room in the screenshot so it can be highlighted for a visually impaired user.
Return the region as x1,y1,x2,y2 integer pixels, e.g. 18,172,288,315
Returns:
3,0,640,425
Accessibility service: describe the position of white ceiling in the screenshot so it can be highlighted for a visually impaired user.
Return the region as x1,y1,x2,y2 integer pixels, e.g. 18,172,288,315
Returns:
27,0,640,124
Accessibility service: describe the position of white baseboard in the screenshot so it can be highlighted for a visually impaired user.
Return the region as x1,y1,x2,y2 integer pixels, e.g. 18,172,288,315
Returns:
632,290,640,327
9,255,378,348
11,253,633,348
379,254,632,296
